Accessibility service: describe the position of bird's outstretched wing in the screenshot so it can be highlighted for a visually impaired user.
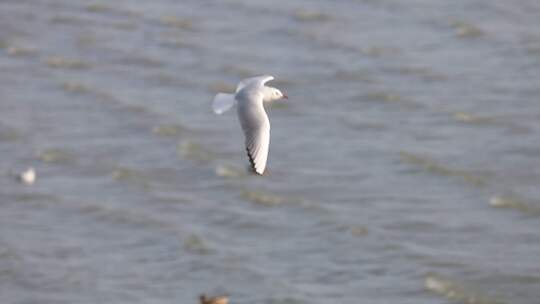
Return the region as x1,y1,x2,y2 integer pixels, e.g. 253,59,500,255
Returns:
236,91,270,175
243,123,270,175
235,75,274,93
212,93,236,114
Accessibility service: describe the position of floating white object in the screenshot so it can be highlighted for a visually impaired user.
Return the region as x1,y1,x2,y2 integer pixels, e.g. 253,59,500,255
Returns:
18,167,36,185
212,75,287,175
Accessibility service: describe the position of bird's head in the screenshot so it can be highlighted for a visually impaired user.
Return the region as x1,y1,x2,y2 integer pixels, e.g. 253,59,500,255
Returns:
263,86,288,102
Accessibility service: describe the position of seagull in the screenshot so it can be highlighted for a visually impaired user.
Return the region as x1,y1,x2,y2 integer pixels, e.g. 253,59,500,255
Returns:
212,75,287,175
199,294,229,304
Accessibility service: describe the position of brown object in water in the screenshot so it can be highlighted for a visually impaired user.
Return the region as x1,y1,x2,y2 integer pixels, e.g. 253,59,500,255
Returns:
200,294,229,304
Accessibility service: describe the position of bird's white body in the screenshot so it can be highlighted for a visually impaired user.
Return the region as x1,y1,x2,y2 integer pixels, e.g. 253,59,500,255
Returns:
212,75,287,175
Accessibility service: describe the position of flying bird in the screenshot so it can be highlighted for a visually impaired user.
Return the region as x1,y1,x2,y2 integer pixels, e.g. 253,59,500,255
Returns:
212,75,287,175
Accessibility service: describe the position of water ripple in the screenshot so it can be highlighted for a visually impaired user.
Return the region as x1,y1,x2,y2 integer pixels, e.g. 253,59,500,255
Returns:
400,151,489,187
425,273,506,304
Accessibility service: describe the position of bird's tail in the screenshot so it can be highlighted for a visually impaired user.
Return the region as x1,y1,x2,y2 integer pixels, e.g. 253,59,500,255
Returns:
212,93,236,114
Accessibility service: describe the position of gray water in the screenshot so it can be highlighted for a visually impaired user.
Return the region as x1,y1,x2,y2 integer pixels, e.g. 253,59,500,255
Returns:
1,0,540,303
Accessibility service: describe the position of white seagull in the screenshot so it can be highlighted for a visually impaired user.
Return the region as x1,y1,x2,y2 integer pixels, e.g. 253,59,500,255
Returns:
212,75,287,175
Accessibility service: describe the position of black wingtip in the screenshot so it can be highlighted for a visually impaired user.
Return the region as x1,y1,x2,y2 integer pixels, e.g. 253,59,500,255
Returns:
246,147,257,173
246,147,263,175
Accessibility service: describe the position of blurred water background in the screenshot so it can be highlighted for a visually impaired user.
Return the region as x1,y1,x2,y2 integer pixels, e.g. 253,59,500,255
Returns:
1,0,540,303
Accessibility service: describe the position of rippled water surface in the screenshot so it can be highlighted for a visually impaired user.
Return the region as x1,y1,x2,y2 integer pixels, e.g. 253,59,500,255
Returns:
1,1,540,303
